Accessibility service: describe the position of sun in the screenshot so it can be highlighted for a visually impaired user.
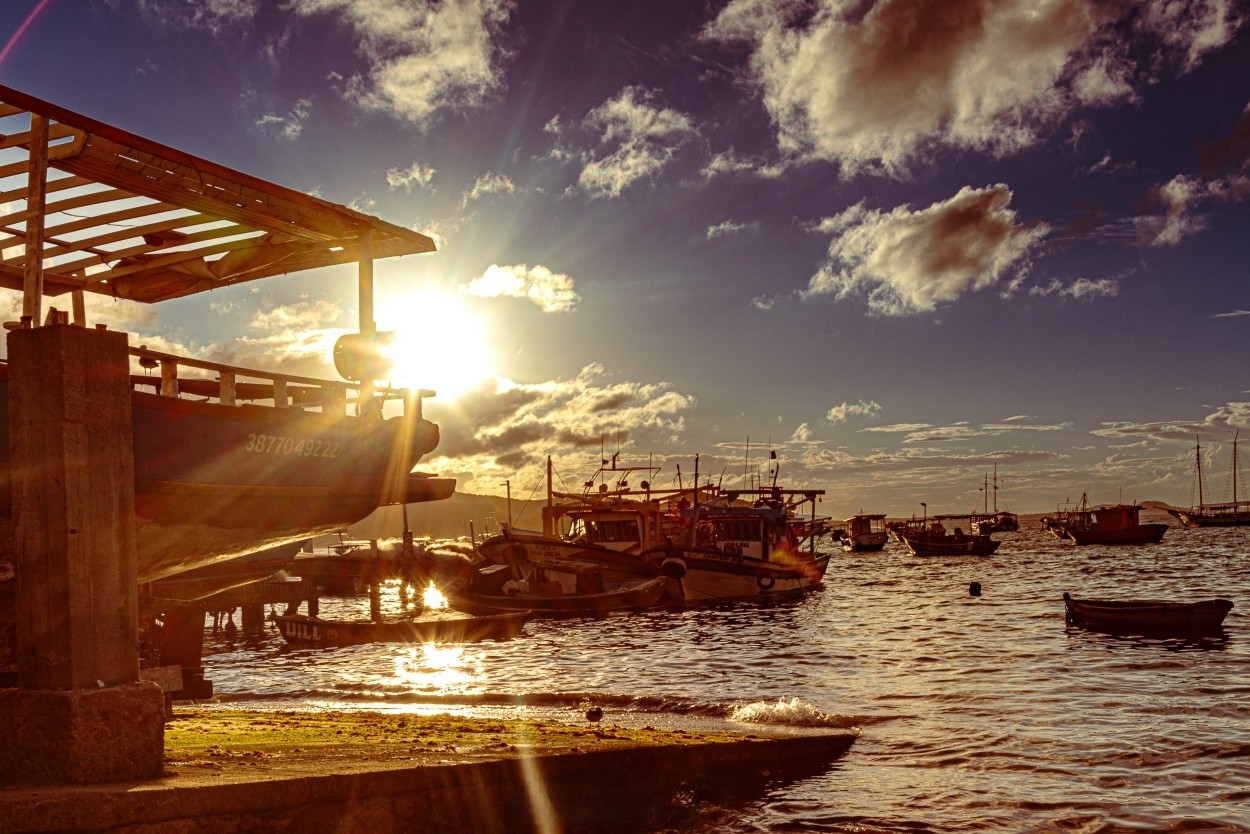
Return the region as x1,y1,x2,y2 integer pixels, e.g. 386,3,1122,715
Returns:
375,290,493,399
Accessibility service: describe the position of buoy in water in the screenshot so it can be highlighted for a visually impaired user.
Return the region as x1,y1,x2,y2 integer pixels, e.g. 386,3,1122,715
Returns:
969,581,982,597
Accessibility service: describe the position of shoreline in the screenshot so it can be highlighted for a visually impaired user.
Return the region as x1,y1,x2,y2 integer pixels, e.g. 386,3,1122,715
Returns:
0,708,857,833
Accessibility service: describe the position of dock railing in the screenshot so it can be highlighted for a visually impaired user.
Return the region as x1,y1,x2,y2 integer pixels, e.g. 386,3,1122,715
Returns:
128,345,433,419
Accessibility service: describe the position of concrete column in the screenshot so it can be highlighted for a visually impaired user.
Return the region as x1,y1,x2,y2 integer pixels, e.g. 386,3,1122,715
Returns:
9,325,138,689
1,324,164,784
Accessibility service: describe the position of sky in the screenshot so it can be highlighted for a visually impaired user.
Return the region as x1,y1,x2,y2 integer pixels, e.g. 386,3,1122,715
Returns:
1,0,1248,520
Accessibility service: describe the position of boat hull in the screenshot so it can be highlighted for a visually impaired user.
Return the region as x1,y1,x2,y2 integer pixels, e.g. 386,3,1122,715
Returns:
1066,523,1167,546
840,533,889,552
0,374,449,583
1063,593,1233,635
641,546,830,603
899,534,1000,557
447,576,669,618
273,610,528,647
1165,508,1250,528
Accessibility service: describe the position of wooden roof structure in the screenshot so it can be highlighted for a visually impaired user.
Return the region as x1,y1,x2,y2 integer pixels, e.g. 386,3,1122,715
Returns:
0,83,434,322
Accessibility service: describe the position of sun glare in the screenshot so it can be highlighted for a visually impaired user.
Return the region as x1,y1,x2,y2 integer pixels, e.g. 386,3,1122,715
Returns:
377,291,493,399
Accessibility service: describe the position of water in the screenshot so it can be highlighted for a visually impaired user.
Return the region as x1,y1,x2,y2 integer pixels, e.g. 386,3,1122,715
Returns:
200,520,1250,832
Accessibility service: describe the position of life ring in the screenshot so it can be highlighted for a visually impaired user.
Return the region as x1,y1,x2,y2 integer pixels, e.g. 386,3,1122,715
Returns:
757,573,775,591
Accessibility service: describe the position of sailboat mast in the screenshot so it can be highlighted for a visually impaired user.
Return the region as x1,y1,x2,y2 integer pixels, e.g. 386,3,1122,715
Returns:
1196,435,1204,509
1234,430,1240,506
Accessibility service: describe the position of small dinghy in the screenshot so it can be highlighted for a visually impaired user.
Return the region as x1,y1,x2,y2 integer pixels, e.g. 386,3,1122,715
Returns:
273,609,529,648
1062,592,1233,635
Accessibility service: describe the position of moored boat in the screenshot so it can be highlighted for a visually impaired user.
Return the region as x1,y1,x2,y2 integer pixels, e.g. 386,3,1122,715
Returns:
447,565,669,617
969,465,1019,535
1045,494,1167,545
0,85,455,585
273,609,529,647
836,513,890,552
1165,433,1250,528
637,483,830,603
1062,592,1233,635
896,515,1000,556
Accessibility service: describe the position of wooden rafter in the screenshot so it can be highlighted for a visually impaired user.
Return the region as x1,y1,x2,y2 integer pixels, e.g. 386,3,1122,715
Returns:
0,84,435,306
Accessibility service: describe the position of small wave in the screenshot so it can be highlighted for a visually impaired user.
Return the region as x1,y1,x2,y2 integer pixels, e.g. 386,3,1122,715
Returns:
727,696,861,729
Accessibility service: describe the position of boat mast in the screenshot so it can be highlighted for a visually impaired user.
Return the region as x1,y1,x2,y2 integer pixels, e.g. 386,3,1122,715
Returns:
1196,435,1204,510
1234,430,1240,507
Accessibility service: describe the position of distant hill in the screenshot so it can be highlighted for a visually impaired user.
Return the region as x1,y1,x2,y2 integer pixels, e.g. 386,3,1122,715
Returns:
346,491,547,541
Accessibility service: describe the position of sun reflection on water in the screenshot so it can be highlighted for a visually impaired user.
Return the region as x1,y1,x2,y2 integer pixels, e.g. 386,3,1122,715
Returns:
392,643,479,691
423,582,448,609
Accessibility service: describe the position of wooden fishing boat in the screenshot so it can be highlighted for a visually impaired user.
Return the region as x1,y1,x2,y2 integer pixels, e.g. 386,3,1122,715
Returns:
895,516,1000,556
447,571,669,618
1046,494,1167,545
1062,592,1234,635
0,84,455,585
1165,433,1250,528
273,609,529,648
836,513,890,552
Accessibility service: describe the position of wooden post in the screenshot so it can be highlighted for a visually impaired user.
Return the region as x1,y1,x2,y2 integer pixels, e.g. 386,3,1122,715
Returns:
273,377,289,408
358,229,376,405
219,370,236,405
159,358,179,397
22,114,48,326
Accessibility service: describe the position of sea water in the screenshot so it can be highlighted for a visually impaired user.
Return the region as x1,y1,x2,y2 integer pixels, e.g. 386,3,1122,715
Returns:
201,518,1250,832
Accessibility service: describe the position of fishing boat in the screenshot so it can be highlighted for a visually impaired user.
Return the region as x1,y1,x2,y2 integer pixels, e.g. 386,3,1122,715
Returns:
446,563,669,618
835,513,890,552
273,609,529,648
1062,592,1233,635
969,465,1019,535
637,480,831,603
895,515,1000,556
1043,494,1167,545
478,455,693,585
0,84,455,584
1165,433,1250,528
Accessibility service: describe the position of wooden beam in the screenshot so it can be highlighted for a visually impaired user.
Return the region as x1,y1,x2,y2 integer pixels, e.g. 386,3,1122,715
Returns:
22,114,47,323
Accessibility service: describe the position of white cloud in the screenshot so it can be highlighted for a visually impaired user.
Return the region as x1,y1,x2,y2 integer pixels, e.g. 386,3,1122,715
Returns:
1213,309,1250,318
289,0,514,128
826,400,881,424
124,0,259,33
802,184,1049,315
461,172,517,206
1133,172,1250,246
789,422,813,442
463,264,580,313
706,220,758,239
575,87,697,199
256,98,312,140
703,0,1242,174
386,162,437,192
1028,277,1120,300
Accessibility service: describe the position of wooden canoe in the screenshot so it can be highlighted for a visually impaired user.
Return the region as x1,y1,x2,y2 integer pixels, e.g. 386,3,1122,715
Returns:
273,609,529,648
447,576,670,618
1062,592,1233,635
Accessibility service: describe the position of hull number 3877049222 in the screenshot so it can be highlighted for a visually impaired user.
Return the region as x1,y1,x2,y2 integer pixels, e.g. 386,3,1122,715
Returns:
245,433,341,458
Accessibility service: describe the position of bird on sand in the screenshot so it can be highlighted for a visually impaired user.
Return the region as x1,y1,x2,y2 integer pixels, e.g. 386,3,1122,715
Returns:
585,706,604,723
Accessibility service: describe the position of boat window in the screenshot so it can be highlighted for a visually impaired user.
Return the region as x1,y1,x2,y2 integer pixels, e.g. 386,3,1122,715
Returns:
715,519,763,541
587,519,641,542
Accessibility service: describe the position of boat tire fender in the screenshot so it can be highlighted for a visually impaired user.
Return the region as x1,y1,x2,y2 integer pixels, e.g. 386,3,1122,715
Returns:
660,556,687,580
757,573,775,591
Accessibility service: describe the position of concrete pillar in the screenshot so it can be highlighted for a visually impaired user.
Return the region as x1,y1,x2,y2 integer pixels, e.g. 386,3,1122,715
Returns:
1,324,164,784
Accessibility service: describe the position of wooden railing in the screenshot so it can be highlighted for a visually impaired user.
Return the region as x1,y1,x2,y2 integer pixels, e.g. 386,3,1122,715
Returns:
128,345,434,418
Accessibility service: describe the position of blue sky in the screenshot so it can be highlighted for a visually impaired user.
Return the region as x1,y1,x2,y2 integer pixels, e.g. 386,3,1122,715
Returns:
1,0,1248,518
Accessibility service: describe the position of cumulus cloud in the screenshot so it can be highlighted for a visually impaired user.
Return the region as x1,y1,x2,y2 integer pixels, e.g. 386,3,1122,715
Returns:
703,0,1243,174
1133,172,1250,246
423,362,697,492
463,264,580,313
288,0,514,128
256,98,312,140
386,162,436,192
801,184,1049,315
575,87,698,199
826,400,881,424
